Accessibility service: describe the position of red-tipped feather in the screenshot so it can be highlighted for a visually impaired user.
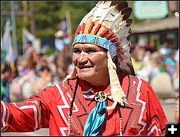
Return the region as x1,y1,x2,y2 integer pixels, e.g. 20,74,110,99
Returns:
110,36,118,42
94,24,101,34
100,28,109,36
75,26,81,35
115,42,121,45
88,22,95,33
106,32,114,38
81,23,86,33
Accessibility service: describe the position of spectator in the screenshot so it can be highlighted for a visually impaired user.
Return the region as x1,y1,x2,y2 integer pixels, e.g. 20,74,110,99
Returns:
1,61,15,102
131,47,144,74
32,66,52,94
164,51,176,77
172,49,179,93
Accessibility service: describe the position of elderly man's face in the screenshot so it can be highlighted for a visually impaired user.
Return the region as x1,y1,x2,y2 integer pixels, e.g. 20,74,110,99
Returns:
72,43,109,86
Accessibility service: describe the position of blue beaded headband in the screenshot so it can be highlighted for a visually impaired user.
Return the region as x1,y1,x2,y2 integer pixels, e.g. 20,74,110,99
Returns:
73,34,117,56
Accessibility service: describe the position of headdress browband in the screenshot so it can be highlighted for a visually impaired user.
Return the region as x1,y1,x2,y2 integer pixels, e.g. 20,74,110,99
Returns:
73,34,118,56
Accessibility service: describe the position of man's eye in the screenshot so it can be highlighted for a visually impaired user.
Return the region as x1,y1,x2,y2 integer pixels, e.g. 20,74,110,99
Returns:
86,49,97,54
73,49,81,54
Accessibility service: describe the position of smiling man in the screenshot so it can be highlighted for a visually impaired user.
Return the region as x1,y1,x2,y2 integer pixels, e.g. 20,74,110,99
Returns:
1,1,167,136
72,43,109,86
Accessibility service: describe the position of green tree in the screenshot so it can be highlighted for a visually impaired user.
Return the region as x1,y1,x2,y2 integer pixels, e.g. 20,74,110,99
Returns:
33,1,93,38
1,1,94,53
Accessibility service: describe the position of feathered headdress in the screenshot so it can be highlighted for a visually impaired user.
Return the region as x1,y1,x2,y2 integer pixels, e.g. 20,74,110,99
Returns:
66,1,135,110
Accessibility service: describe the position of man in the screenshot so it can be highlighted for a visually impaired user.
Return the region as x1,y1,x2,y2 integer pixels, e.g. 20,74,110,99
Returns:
1,1,167,136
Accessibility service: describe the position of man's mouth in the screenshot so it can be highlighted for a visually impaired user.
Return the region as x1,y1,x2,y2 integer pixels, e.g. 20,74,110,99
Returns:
78,66,93,69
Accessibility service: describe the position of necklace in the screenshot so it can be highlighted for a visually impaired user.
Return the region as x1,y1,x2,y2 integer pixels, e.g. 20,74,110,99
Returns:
67,78,79,136
67,78,123,136
117,104,123,136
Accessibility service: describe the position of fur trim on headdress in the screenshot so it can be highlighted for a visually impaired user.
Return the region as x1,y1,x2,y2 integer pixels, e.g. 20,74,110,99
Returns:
107,52,128,109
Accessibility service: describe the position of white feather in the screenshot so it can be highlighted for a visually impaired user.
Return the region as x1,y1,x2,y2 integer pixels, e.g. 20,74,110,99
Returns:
116,27,129,38
99,8,117,24
109,12,122,27
79,7,97,25
119,38,129,47
122,44,130,53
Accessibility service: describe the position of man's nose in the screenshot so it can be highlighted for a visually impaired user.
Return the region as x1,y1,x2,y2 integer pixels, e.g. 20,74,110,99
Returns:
77,52,88,63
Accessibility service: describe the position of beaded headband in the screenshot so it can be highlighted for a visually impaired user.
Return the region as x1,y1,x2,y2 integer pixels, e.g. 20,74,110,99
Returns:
73,34,117,56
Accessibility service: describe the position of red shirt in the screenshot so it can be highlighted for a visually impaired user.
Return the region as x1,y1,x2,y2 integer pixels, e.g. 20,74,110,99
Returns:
1,72,168,136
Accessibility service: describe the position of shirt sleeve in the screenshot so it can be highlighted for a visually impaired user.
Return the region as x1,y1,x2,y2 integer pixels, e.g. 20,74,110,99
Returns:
1,87,51,132
145,81,168,136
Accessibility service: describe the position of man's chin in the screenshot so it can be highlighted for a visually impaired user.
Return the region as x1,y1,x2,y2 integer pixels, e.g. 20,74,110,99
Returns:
77,73,94,81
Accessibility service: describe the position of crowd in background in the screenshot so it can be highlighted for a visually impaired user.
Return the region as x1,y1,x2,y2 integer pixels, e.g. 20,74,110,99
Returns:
1,42,73,102
131,45,179,90
1,42,179,104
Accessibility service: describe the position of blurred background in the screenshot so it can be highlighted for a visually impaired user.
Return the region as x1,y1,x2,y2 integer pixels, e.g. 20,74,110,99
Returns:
1,1,179,136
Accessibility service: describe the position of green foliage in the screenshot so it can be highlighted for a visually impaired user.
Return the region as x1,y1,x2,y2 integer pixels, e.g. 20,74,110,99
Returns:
33,1,93,38
1,1,93,50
